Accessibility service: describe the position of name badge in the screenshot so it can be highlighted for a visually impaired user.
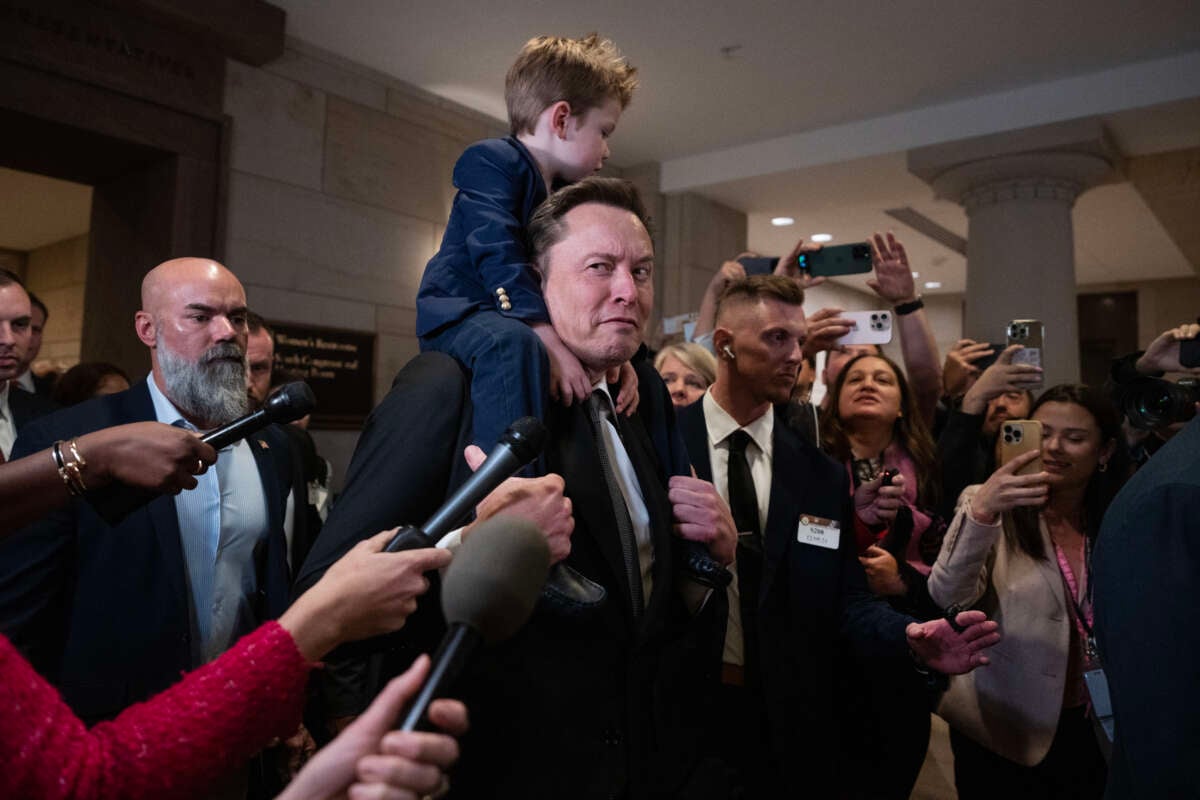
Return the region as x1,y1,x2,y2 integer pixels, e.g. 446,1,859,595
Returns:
797,515,840,550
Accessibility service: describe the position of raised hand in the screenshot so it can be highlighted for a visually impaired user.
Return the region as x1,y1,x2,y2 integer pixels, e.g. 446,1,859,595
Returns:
942,339,995,399
465,445,574,564
1136,322,1200,374
866,232,916,305
802,307,854,358
969,450,1049,525
906,609,1001,674
773,238,827,291
960,345,1044,415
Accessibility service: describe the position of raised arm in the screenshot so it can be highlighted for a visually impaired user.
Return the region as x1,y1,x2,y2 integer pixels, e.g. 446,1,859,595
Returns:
867,232,940,426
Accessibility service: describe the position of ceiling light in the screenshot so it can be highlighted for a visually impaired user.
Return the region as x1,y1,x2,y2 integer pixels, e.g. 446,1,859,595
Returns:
771,217,794,227
924,281,942,290
810,233,832,242
911,271,919,279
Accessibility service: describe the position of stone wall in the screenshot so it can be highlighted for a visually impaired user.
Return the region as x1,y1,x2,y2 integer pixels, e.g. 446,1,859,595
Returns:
25,233,88,369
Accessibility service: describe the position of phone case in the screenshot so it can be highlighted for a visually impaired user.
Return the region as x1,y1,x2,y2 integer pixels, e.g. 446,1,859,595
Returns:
797,242,873,277
996,420,1043,475
837,310,893,346
736,256,779,276
1007,319,1044,387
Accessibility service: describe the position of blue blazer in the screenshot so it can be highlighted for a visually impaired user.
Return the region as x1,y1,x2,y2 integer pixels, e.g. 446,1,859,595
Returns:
677,401,913,795
1094,414,1200,799
415,136,551,339
0,379,293,724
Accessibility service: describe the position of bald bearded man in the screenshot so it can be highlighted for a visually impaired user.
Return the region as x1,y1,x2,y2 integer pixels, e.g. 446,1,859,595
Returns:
0,258,296,733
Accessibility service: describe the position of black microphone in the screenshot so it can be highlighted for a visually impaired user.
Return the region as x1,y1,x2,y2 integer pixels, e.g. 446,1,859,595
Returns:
201,382,316,450
385,416,547,552
90,382,316,525
397,514,549,731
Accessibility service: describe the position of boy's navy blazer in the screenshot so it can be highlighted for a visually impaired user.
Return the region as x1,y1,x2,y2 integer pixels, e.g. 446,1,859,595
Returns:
415,136,551,338
0,379,293,724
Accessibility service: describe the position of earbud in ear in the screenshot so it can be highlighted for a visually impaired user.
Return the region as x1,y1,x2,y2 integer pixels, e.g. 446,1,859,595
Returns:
722,345,735,359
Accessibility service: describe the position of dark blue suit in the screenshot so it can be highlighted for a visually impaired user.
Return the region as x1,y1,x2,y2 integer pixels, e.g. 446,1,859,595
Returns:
1094,415,1200,799
416,137,552,453
678,401,919,797
0,379,292,725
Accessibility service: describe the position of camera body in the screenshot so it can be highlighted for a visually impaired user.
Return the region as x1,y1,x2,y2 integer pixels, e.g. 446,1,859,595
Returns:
1113,376,1200,430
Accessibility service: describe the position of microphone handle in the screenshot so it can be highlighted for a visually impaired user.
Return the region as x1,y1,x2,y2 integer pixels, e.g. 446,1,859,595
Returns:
384,524,436,553
421,442,522,541
201,407,271,450
398,624,482,732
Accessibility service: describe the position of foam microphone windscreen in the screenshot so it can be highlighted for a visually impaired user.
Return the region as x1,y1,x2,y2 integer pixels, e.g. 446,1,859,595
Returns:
498,415,549,466
266,381,316,419
440,515,550,644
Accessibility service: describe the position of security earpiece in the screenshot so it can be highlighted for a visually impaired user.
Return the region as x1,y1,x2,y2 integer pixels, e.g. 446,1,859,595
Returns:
722,345,735,359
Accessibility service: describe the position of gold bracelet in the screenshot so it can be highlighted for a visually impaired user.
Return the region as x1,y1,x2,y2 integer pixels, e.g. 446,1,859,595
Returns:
53,439,88,496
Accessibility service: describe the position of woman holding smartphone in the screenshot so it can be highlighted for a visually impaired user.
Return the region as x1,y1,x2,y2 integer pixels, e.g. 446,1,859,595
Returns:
929,384,1128,798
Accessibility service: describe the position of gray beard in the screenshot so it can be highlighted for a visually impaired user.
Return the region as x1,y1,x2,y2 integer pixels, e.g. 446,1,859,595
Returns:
157,334,249,427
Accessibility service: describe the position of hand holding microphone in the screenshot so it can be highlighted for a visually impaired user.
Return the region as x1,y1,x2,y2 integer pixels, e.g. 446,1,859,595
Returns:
90,382,317,525
396,514,550,732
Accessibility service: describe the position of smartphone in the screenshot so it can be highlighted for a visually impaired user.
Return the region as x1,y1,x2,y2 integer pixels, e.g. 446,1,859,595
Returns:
1006,319,1044,388
880,468,898,487
837,310,893,346
797,242,873,277
996,420,1043,475
974,342,1008,372
737,256,779,276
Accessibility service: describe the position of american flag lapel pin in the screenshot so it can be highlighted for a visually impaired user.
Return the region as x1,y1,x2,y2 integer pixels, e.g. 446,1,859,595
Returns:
257,439,270,450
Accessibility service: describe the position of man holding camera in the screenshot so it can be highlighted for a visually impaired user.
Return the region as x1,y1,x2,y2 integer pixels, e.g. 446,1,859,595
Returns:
1093,321,1200,799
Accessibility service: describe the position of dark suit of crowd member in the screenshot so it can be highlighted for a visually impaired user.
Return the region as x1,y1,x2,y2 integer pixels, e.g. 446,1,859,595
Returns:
1094,413,1200,798
297,179,733,799
8,382,56,434
0,259,293,742
679,274,1000,800
0,380,292,723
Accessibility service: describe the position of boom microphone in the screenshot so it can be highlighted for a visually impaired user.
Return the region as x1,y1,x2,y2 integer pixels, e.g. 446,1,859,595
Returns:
90,382,316,525
201,382,316,450
397,514,550,731
385,416,547,552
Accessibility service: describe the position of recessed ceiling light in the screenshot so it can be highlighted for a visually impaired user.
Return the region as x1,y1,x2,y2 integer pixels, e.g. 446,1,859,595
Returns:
911,271,919,279
771,217,794,227
810,233,832,243
924,281,942,290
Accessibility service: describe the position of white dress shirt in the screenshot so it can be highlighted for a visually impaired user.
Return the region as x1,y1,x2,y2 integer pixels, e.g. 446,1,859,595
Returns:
147,377,269,664
592,381,655,604
0,382,15,460
701,390,774,666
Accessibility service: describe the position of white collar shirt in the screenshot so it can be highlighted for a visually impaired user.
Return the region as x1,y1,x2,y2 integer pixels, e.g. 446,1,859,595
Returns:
0,382,14,460
701,390,774,666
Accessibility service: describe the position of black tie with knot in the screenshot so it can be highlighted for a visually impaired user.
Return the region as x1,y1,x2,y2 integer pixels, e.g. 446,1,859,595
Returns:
727,429,762,681
586,390,644,618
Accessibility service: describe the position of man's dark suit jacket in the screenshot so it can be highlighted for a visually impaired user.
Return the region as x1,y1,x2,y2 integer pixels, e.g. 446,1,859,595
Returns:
414,136,550,339
295,352,722,799
0,379,293,725
1094,414,1200,799
678,400,917,796
8,382,56,433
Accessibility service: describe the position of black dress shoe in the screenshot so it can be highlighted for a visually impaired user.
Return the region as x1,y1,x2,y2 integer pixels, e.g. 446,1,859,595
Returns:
539,563,607,615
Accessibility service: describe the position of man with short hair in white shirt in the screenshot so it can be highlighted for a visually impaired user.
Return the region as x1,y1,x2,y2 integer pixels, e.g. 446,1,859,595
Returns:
676,273,1002,799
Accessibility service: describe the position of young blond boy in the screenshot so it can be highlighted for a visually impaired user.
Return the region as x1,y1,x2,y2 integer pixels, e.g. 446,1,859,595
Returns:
416,34,638,453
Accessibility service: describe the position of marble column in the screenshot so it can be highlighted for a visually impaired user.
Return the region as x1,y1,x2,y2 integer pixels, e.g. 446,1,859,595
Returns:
909,120,1119,387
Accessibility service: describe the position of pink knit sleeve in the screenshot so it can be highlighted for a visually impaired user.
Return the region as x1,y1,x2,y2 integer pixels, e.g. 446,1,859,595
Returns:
0,622,313,800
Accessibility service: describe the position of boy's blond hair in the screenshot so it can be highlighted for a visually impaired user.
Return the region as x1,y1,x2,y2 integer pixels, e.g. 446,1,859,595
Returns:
505,33,638,136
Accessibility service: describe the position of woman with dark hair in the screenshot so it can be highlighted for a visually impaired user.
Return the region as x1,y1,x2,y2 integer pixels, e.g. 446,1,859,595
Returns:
821,351,943,599
930,383,1128,798
52,362,131,406
820,351,945,799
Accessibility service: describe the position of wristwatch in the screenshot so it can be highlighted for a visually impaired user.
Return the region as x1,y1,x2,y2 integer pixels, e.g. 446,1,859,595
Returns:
894,296,925,316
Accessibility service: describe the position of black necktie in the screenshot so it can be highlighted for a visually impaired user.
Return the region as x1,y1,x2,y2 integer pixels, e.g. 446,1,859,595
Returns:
586,391,644,618
728,429,762,681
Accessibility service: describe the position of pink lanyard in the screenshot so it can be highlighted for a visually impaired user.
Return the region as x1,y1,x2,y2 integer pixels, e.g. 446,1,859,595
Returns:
1054,539,1096,658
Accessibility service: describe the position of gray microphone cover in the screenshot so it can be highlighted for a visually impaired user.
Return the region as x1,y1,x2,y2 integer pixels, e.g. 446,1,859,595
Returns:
440,515,550,645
